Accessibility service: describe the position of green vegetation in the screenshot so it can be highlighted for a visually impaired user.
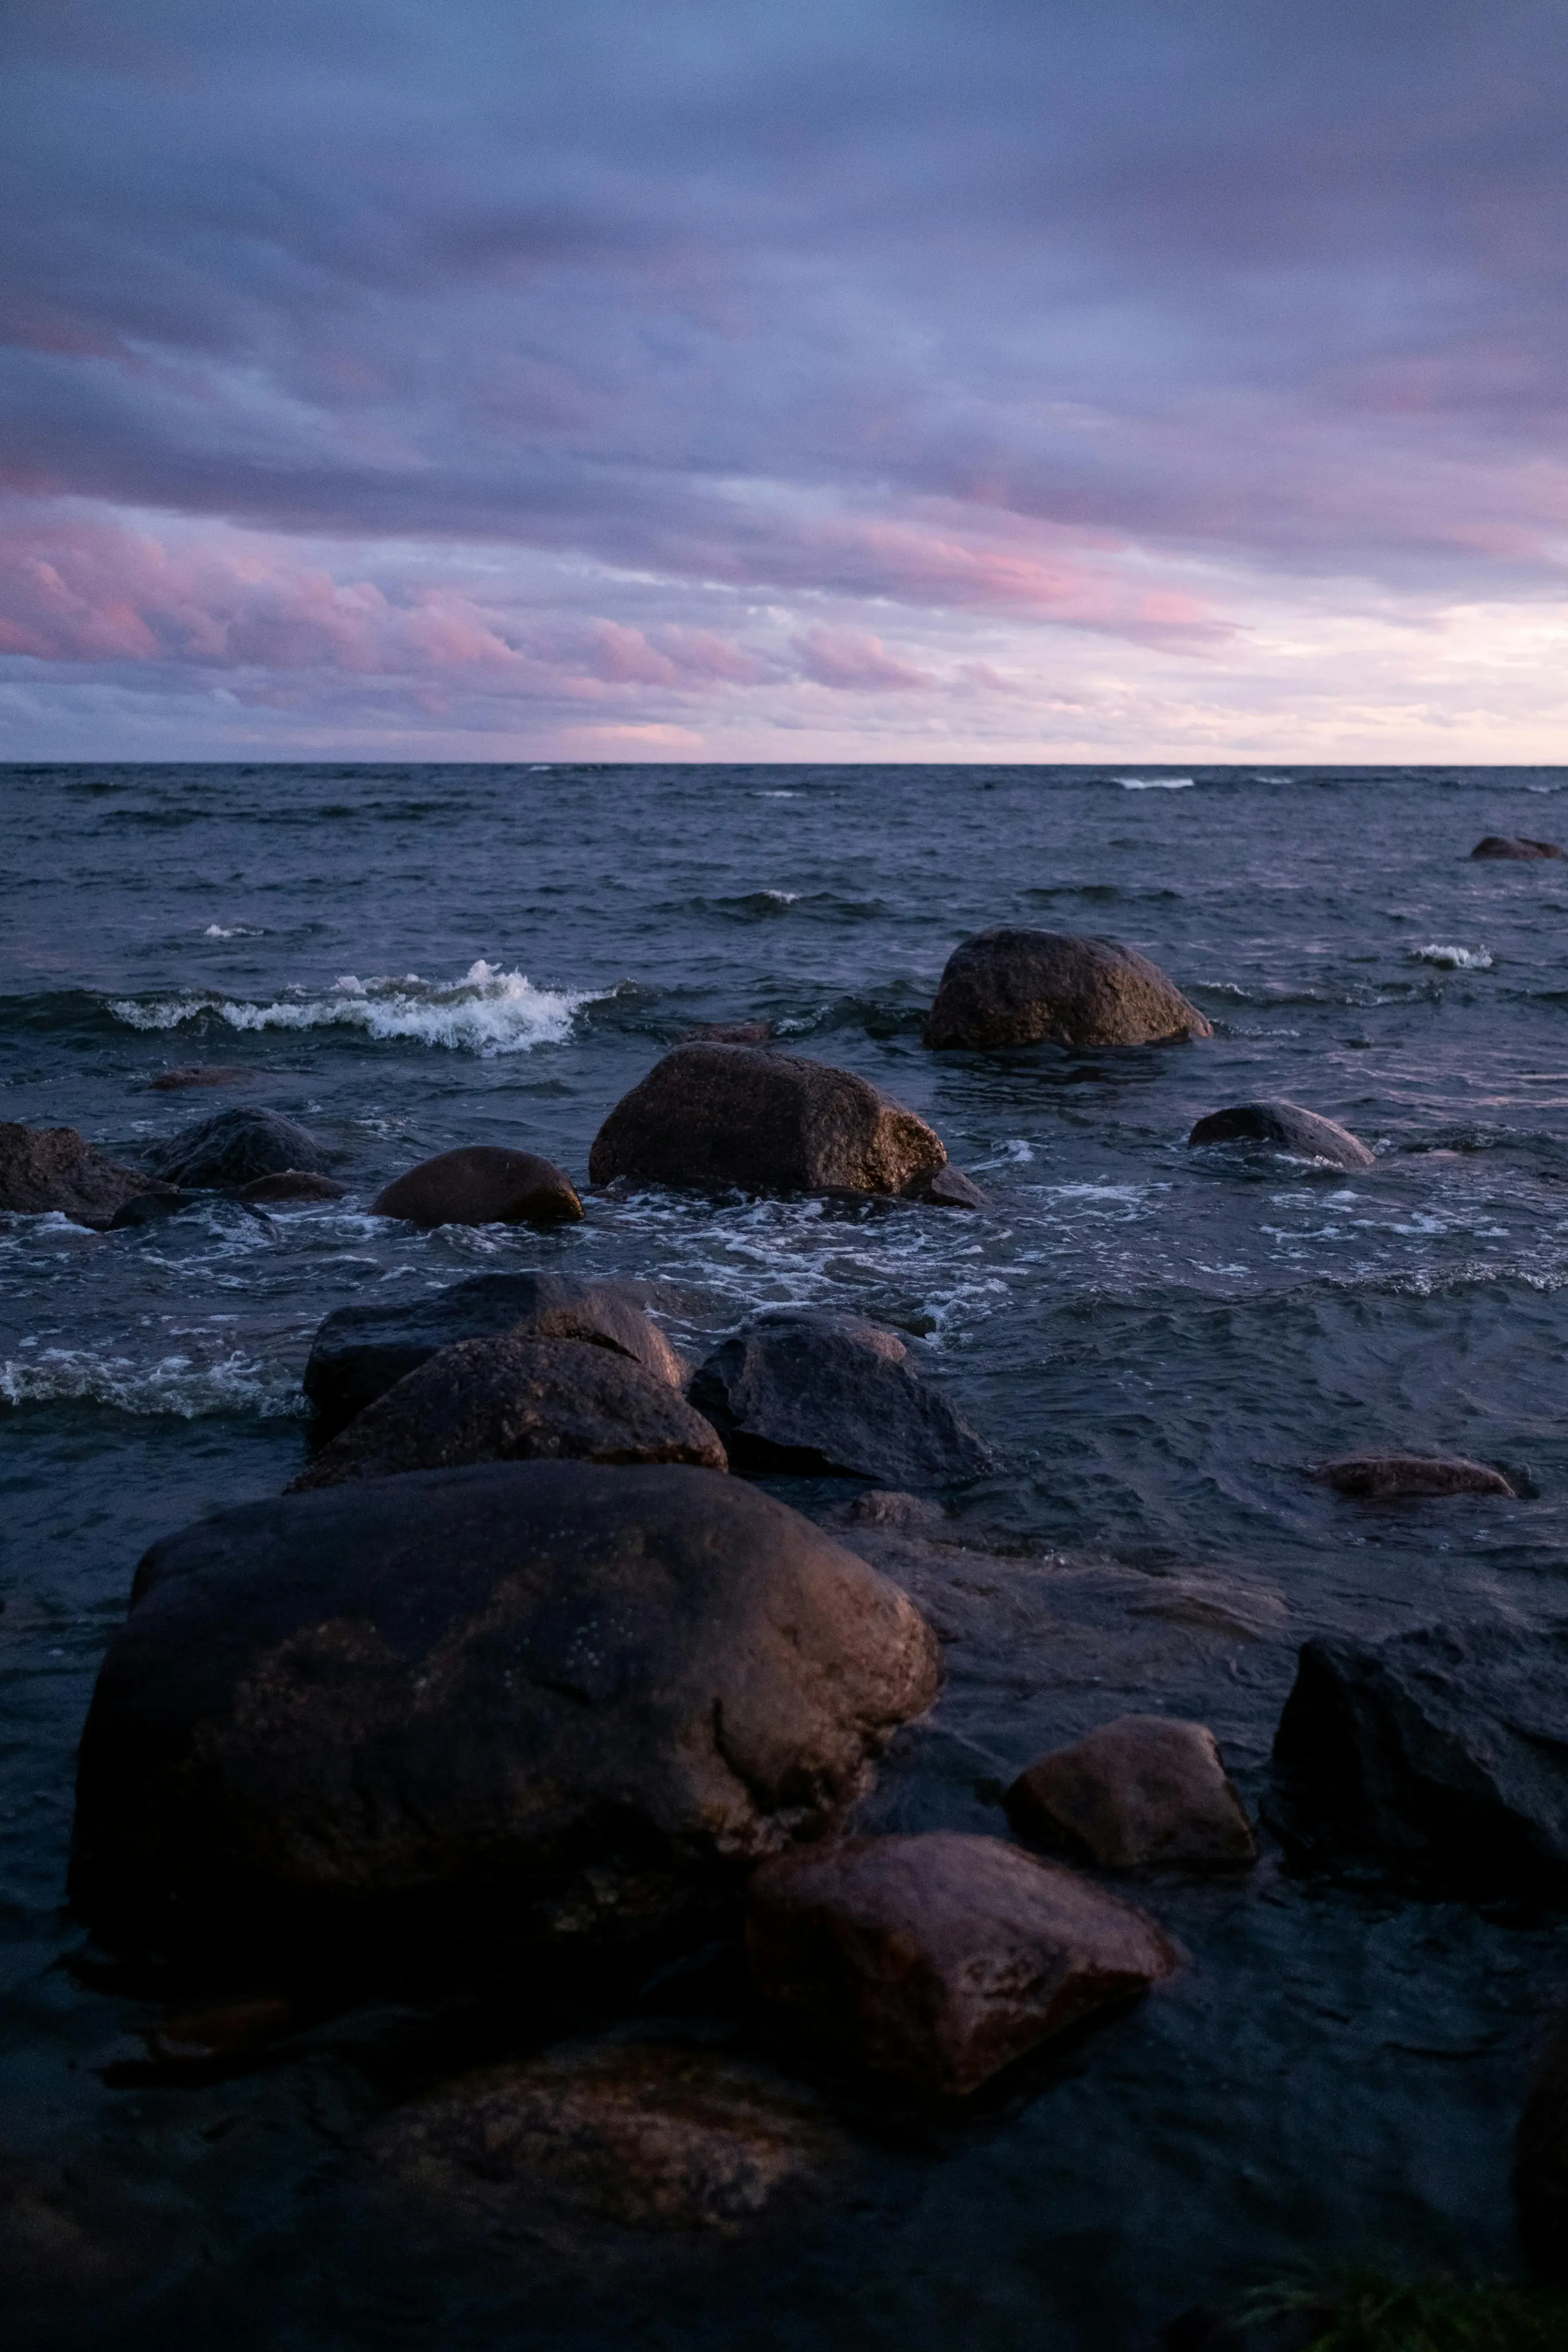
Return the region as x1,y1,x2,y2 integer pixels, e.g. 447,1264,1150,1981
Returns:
1234,2266,1568,2351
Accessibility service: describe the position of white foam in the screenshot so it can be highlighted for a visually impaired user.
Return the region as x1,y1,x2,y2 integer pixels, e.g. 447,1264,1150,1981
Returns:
109,960,596,1055
1114,776,1195,790
756,789,798,798
1408,943,1493,970
761,889,799,904
203,923,266,938
0,1346,306,1418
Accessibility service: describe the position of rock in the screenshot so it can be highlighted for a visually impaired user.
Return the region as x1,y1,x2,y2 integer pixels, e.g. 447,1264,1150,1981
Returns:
1515,2014,1568,2274
690,1311,995,1487
233,1170,346,1204
1005,1715,1257,1870
147,1066,256,1090
1310,1453,1516,1498
679,1020,773,1045
370,2036,846,2235
926,1165,988,1208
143,1995,295,2068
291,1335,727,1488
370,1146,583,1229
836,1488,946,1531
141,1106,329,1188
1271,1620,1568,1881
0,1122,176,1228
71,1462,940,1947
106,1188,202,1230
746,1830,1178,2095
1471,835,1564,860
923,929,1212,1050
303,1270,687,1441
587,1043,947,1198
1187,1100,1375,1170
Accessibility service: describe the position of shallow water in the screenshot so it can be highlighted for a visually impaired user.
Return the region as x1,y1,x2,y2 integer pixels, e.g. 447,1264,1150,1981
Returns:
3,763,1568,2347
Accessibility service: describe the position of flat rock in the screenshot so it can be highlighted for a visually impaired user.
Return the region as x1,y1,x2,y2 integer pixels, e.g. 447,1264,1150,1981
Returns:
1187,1100,1375,1170
1515,2013,1568,2274
142,1106,329,1187
588,1043,947,1198
71,1462,940,1947
924,929,1211,1050
1471,835,1564,860
291,1334,727,1488
370,1145,583,1228
0,1123,175,1228
1005,1715,1257,1870
1310,1453,1516,1498
303,1270,687,1441
690,1311,995,1487
1272,1620,1568,1881
746,1830,1178,2095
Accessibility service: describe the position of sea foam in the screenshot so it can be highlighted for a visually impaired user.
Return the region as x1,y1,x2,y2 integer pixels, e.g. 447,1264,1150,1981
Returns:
0,1346,306,1418
109,960,594,1054
1408,943,1494,970
1114,776,1195,790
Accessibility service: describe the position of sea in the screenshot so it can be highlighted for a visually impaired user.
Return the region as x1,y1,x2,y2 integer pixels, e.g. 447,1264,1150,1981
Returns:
3,760,1567,2348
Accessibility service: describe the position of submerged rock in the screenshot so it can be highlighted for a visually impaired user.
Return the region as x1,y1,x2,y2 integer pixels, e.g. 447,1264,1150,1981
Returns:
1187,1100,1375,1170
71,1462,939,1948
746,1830,1178,2095
690,1311,995,1487
147,1066,257,1091
587,1043,947,1198
1471,835,1564,860
923,929,1211,1050
1005,1715,1257,1871
370,1145,583,1229
1310,1453,1516,1499
303,1270,686,1441
0,1122,175,1228
233,1170,346,1204
141,1106,329,1188
292,1334,727,1488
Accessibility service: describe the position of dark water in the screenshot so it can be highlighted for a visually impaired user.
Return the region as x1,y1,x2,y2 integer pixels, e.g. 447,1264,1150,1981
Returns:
3,761,1568,2347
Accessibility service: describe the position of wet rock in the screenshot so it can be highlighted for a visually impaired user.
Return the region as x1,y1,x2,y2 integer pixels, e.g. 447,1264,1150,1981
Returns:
588,1043,947,1198
836,1488,947,1531
0,1122,176,1228
72,1462,940,1948
303,1270,686,1442
1272,1620,1568,1881
1514,2013,1568,2274
1127,1576,1289,1643
925,1165,988,1208
141,1105,330,1187
1471,835,1564,860
1005,1715,1257,1871
233,1169,346,1204
142,1994,295,2068
106,1187,202,1229
1310,1453,1517,1498
690,1311,995,1488
679,1020,773,1045
147,1066,257,1090
291,1334,727,1488
370,1145,583,1229
746,1830,1178,2095
923,928,1211,1051
1187,1100,1375,1170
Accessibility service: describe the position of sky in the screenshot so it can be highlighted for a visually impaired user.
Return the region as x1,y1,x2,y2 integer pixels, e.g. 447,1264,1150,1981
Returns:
2,0,1566,764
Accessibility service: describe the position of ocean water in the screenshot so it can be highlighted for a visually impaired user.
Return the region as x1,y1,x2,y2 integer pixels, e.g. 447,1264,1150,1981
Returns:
3,761,1568,2347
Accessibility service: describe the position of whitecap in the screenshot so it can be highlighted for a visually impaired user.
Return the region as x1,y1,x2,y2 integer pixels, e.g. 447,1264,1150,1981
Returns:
203,923,266,939
761,889,799,904
1113,776,1195,791
756,789,798,798
108,959,597,1055
1408,943,1494,970
0,1346,306,1418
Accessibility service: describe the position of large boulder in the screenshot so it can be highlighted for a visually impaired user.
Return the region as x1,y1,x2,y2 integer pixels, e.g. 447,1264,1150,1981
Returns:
370,1146,583,1229
0,1123,175,1228
70,1463,940,1948
690,1310,995,1487
1271,1622,1568,1881
1515,2014,1568,2274
141,1106,330,1187
587,1043,947,1198
1310,1454,1516,1499
292,1335,727,1488
303,1270,686,1441
923,929,1211,1050
746,1831,1178,2095
1471,835,1563,860
1187,1101,1375,1170
1005,1715,1257,1871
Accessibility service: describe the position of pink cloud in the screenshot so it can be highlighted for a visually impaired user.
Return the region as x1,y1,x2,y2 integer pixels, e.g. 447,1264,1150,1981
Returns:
792,627,934,691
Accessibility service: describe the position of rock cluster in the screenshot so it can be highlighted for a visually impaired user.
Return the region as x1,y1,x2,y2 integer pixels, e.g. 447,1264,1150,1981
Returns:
0,1123,173,1228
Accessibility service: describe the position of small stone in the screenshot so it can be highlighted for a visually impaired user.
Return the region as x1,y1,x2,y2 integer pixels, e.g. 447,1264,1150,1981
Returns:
1310,1453,1516,1498
371,1146,583,1229
1005,1715,1257,1870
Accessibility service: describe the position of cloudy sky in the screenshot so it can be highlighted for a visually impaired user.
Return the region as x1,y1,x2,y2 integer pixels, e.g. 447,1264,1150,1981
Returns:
2,0,1565,761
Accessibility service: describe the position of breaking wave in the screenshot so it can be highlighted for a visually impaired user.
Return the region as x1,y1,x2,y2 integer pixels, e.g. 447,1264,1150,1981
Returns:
0,1346,307,1418
107,960,595,1055
1408,943,1494,970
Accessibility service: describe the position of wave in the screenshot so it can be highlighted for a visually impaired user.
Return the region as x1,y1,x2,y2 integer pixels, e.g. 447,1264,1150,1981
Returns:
1408,943,1494,970
202,923,266,939
1113,776,1195,791
0,1346,306,1418
106,960,595,1055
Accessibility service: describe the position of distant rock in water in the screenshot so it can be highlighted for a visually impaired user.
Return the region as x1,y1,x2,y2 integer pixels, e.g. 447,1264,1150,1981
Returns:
291,1334,727,1488
923,928,1212,1050
1310,1453,1516,1498
303,1270,685,1441
589,1043,948,1198
1006,1715,1257,1871
1272,1620,1568,1882
678,1020,773,1045
147,1066,257,1092
1470,835,1564,860
142,1107,329,1188
71,1462,940,1949
1187,1100,1375,1170
370,1145,582,1229
0,1123,176,1228
690,1310,995,1487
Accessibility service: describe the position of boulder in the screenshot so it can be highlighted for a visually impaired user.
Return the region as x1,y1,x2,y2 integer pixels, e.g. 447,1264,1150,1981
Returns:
926,1165,988,1208
1005,1715,1257,1870
1515,2014,1568,2274
745,1830,1178,2095
1310,1453,1516,1499
291,1335,727,1489
1187,1100,1375,1170
587,1043,947,1198
141,1106,329,1187
233,1170,346,1204
303,1270,686,1442
1271,1621,1568,1881
923,929,1211,1050
71,1462,940,1947
1471,835,1564,860
690,1311,995,1487
0,1122,175,1228
370,1146,582,1229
